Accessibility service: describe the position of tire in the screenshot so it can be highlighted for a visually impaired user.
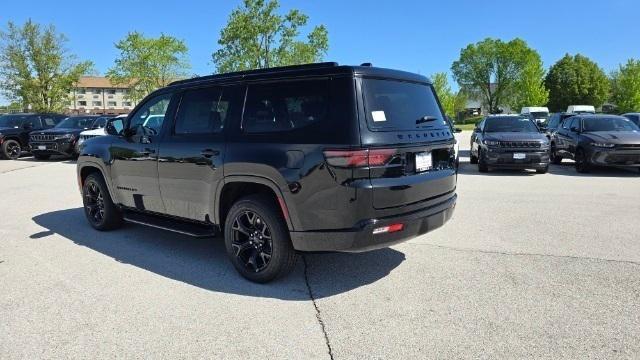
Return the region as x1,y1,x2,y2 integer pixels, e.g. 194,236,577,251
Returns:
34,154,51,160
550,145,562,165
536,166,549,174
1,139,22,160
478,149,488,173
575,148,591,173
470,148,478,164
82,173,123,231
224,194,297,283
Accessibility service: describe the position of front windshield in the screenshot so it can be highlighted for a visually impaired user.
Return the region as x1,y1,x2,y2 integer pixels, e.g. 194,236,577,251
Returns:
0,114,30,128
583,117,640,132
55,116,97,129
484,117,539,133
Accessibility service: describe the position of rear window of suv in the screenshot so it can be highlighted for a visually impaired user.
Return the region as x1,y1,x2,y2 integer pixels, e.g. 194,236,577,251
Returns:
362,78,446,131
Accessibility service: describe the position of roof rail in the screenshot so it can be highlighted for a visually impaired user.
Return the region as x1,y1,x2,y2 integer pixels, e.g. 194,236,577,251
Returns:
169,62,340,87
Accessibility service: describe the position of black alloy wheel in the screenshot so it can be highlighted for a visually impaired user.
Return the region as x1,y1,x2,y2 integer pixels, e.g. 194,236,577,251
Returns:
2,140,21,160
224,194,297,283
575,148,591,173
82,173,123,230
84,180,106,225
230,210,273,273
550,145,562,165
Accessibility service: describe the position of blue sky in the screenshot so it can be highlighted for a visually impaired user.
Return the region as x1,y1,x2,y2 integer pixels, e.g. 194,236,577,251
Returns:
1,0,639,104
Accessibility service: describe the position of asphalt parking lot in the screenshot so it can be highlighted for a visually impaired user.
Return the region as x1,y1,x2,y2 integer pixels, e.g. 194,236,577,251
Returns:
1,131,639,359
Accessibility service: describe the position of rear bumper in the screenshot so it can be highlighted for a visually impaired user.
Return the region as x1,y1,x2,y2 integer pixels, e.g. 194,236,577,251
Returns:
484,149,549,169
290,194,456,252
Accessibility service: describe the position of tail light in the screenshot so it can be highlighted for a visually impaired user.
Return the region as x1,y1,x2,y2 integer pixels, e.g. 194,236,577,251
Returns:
323,148,396,168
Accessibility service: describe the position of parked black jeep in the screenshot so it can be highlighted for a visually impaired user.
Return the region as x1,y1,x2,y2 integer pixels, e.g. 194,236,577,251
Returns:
30,115,102,159
77,62,458,282
0,113,65,159
470,115,550,173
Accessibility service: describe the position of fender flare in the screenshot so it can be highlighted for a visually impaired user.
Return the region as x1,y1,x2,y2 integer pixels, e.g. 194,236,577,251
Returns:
77,159,119,204
215,175,299,231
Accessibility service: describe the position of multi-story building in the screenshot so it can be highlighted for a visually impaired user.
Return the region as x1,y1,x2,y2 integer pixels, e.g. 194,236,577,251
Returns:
68,76,136,115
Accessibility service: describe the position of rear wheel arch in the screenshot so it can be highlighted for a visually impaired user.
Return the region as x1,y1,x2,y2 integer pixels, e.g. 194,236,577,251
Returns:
217,177,295,231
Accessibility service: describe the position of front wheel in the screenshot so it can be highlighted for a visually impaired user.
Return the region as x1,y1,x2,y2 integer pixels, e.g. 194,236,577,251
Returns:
82,173,123,230
470,147,478,164
478,149,489,172
224,194,297,283
536,166,549,174
550,146,562,165
1,139,22,160
575,148,591,173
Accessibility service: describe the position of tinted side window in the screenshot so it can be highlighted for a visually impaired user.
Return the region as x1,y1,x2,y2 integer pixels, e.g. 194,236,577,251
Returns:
41,116,57,128
129,93,172,135
175,87,229,135
24,116,41,128
561,117,572,130
243,80,329,134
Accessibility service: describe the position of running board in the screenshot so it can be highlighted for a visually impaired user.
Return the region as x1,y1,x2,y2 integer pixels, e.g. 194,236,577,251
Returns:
123,211,217,238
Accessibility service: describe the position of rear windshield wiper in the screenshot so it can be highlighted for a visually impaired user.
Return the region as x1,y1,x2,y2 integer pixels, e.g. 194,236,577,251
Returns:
416,116,438,125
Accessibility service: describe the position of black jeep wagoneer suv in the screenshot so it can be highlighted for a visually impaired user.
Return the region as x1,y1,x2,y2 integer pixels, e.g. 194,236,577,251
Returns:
77,62,457,282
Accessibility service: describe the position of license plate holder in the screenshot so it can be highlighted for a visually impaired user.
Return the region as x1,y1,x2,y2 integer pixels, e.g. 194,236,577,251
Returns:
38,145,47,150
415,151,433,172
513,153,526,160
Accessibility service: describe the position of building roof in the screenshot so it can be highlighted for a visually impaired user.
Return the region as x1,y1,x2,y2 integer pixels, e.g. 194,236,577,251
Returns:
76,76,129,89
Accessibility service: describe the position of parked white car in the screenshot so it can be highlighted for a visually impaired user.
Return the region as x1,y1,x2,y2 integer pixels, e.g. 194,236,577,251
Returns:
76,114,127,152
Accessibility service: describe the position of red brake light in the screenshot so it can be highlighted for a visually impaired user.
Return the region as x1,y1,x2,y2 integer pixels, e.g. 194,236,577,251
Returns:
373,223,404,235
323,148,396,168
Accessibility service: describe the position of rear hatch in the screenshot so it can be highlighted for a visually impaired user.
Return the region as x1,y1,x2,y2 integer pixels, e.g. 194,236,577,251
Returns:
358,77,457,210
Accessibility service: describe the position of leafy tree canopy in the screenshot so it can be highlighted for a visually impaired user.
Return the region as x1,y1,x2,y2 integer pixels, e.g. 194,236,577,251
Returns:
0,19,93,112
611,59,640,113
107,32,190,102
544,54,610,112
212,0,328,73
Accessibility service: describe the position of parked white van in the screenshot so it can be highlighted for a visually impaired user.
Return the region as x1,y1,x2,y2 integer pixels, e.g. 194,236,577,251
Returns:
521,106,550,125
567,105,595,114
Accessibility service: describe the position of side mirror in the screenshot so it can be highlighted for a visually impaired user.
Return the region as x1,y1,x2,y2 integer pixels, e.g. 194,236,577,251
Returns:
454,127,462,133
105,118,125,136
473,127,481,133
22,123,33,130
570,126,580,133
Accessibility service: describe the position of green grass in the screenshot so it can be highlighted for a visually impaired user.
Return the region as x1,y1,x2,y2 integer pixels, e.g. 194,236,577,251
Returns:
456,123,476,131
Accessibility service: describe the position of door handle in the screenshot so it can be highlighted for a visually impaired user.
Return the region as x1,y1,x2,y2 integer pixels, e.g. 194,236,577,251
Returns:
201,149,220,158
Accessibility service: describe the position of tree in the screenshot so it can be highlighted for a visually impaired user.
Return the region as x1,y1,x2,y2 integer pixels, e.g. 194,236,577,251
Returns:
509,53,549,111
544,54,610,112
107,32,189,102
0,20,93,112
212,0,329,73
431,72,467,118
451,38,540,114
611,59,640,113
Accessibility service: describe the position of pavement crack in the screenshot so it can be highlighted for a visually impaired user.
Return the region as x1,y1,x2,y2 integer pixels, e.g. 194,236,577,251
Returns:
0,163,53,175
302,255,335,360
412,242,640,266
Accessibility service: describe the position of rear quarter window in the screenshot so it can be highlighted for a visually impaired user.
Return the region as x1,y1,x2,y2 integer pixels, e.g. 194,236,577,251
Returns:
362,78,447,131
236,78,357,144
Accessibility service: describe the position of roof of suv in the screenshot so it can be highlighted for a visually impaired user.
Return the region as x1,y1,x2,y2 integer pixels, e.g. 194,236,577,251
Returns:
167,62,430,89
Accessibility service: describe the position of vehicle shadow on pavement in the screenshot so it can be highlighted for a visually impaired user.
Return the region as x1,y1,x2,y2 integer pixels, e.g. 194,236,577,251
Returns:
547,162,640,177
31,208,405,300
